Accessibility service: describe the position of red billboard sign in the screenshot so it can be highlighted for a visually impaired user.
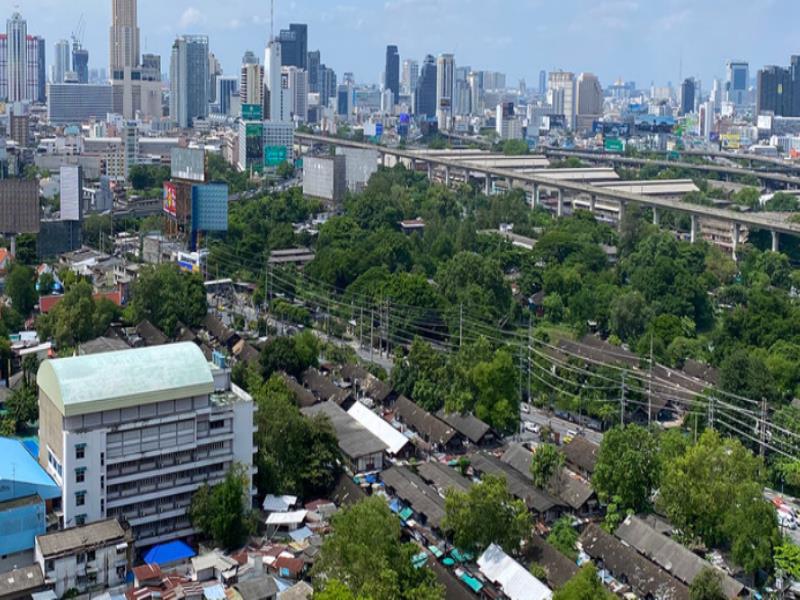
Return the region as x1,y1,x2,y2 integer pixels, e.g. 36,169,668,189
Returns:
163,182,177,217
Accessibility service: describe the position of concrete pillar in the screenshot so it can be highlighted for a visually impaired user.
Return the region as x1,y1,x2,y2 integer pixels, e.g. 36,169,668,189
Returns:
589,195,596,213
732,222,740,260
556,189,564,218
533,184,540,208
690,214,698,243
9,235,16,257
652,207,660,226
427,163,433,180
617,201,627,230
485,176,492,195
444,166,451,187
410,158,417,171
772,230,780,253
506,178,514,192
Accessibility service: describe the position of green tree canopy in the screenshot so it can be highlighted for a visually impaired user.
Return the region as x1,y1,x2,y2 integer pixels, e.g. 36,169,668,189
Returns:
688,567,726,600
552,564,615,600
442,474,531,555
312,497,443,600
6,264,37,316
530,443,564,489
547,516,578,560
189,464,256,550
37,279,121,348
260,331,320,380
592,424,659,512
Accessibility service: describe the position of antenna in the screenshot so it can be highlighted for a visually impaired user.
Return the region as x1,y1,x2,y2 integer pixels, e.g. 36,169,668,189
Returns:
270,0,274,43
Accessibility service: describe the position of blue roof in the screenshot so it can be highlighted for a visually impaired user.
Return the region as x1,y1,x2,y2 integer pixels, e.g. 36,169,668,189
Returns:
289,526,312,542
143,540,196,565
0,437,60,503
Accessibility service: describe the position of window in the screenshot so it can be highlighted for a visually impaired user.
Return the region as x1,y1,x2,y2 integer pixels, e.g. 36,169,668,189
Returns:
75,492,86,507
75,469,85,483
75,444,86,460
77,552,86,564
45,560,54,572
100,475,104,489
87,550,96,562
100,499,105,513
75,514,86,526
100,452,105,466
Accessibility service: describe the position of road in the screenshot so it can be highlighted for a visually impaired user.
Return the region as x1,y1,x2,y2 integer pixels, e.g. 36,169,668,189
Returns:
519,404,604,445
764,489,800,547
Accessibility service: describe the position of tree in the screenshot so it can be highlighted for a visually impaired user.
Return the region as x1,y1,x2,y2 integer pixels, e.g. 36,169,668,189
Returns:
312,497,443,600
553,564,614,600
5,386,37,431
774,540,800,580
689,567,726,600
609,291,649,342
530,443,564,489
36,280,120,349
259,331,319,380
128,164,170,191
253,375,341,498
592,425,659,512
720,349,779,406
38,272,55,297
190,464,256,550
723,483,779,575
276,161,295,180
6,264,37,316
442,474,531,555
547,516,579,560
529,562,548,581
126,264,207,335
502,139,529,156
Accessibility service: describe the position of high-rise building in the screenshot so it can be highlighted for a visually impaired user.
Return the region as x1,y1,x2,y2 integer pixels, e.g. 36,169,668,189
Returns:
216,76,238,116
414,54,436,118
72,44,89,84
307,50,321,93
54,39,71,83
283,66,308,122
539,70,547,95
110,0,140,72
385,45,400,100
0,35,7,100
757,64,794,116
141,53,160,79
726,60,749,107
576,72,603,132
436,53,455,129
337,83,353,118
319,64,336,105
467,71,483,115
48,83,113,124
401,59,418,95
208,52,222,103
265,39,289,122
170,35,210,128
547,70,576,130
278,24,307,69
27,35,46,103
7,13,27,102
240,61,263,107
680,78,696,116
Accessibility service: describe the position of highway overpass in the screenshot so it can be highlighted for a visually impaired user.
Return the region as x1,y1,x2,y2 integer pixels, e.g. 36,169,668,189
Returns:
295,133,800,251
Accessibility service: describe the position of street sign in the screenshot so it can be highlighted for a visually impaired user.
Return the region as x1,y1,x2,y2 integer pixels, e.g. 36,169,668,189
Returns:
264,145,288,167
604,137,625,153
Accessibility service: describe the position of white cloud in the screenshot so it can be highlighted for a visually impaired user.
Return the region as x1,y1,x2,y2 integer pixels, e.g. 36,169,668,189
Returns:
178,7,205,29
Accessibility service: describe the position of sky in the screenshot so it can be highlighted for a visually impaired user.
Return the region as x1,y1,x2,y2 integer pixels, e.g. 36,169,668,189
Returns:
10,0,800,89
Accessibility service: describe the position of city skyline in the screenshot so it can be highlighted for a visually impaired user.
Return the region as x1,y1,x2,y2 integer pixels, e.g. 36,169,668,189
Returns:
10,0,800,88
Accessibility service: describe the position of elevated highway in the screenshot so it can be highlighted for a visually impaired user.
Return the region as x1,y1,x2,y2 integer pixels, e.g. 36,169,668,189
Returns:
295,133,800,250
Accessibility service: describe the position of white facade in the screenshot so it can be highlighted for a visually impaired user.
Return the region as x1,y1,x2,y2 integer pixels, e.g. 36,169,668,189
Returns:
303,155,346,204
548,71,576,130
37,344,256,548
436,53,455,130
240,62,264,107
265,41,289,123
336,147,379,192
35,519,130,598
283,66,308,123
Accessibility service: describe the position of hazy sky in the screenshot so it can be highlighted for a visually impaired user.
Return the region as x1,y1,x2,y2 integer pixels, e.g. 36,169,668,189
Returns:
10,0,800,88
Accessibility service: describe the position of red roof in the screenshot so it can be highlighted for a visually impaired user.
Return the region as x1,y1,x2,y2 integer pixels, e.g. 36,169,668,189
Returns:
273,556,304,577
132,563,162,583
39,290,123,314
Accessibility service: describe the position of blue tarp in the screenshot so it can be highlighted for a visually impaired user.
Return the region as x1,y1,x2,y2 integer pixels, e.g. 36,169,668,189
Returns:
389,499,401,513
143,540,196,565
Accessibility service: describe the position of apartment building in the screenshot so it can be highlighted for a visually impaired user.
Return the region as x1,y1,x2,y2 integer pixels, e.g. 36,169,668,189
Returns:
34,518,131,597
36,342,256,547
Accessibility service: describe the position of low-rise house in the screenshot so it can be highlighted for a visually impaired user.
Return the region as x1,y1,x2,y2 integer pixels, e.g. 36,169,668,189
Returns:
477,543,552,600
382,466,446,530
191,551,239,584
561,437,600,478
277,581,313,600
262,495,298,514
301,402,387,472
234,574,279,600
393,397,459,452
301,369,352,407
339,365,393,405
34,519,131,598
579,523,689,600
346,402,410,457
0,564,46,600
615,515,745,598
265,510,308,537
279,373,317,408
436,410,492,446
416,461,473,494
525,534,578,590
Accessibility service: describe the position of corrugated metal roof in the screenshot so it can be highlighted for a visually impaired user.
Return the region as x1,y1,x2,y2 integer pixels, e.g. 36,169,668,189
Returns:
37,342,214,417
477,543,552,600
347,402,409,455
0,437,60,502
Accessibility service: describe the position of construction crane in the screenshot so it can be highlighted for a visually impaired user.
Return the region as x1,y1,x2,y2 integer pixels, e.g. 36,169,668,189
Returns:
71,13,86,49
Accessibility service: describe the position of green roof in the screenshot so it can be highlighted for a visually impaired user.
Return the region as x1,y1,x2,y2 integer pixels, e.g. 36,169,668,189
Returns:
37,342,215,417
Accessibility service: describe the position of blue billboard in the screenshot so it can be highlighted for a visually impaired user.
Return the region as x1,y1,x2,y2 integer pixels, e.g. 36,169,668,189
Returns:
191,184,229,232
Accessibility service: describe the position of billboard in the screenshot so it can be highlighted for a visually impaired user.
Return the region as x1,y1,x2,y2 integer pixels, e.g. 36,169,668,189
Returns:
59,165,82,222
593,121,631,138
264,145,288,167
0,179,40,234
163,182,177,217
604,138,625,153
241,103,263,120
245,123,264,172
191,184,229,232
721,133,741,150
171,147,206,183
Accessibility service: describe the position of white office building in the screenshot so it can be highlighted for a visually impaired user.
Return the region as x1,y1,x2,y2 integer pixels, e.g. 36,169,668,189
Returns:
436,53,455,130
36,343,256,547
548,70,576,130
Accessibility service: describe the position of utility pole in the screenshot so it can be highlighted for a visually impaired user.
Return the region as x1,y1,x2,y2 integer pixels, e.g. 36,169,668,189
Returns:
459,303,463,348
386,300,391,357
527,316,532,404
620,370,626,426
359,306,364,350
708,395,715,430
760,397,768,457
647,334,654,427
369,305,375,362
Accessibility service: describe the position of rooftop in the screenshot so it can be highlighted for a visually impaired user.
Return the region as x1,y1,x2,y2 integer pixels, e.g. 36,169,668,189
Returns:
382,466,446,529
0,564,44,596
37,342,215,417
347,402,409,455
36,518,127,558
395,397,457,447
477,543,552,600
302,401,387,460
0,437,60,502
436,409,491,443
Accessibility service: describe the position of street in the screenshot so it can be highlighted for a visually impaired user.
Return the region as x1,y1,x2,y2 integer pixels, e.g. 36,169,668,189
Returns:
519,404,604,445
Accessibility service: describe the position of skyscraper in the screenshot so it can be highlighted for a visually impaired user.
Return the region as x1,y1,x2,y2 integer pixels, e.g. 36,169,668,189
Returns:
7,13,27,102
278,24,307,69
319,65,336,105
726,61,749,107
757,64,793,117
467,71,483,115
385,45,400,100
680,78,696,115
216,76,238,116
240,60,264,107
307,50,321,93
539,70,547,95
436,53,455,130
265,39,289,122
283,66,308,122
548,70,576,130
208,52,222,103
110,0,140,72
414,54,437,119
72,44,89,84
401,59,418,95
27,35,46,103
170,35,210,128
54,39,70,83
576,72,603,132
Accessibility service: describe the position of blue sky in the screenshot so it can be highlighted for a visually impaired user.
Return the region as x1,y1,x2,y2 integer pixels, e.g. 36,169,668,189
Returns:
11,0,800,89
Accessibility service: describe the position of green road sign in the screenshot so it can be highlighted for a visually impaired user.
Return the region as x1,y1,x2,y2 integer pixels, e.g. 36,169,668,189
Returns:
264,145,288,167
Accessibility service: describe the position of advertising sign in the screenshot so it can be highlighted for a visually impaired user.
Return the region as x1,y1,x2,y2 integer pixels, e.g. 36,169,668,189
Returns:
375,123,384,138
264,145,288,167
241,103,263,121
59,165,82,221
163,182,177,217
604,138,625,153
171,148,206,183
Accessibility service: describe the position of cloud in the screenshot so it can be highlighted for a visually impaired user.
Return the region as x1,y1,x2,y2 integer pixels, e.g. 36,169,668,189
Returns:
178,7,205,29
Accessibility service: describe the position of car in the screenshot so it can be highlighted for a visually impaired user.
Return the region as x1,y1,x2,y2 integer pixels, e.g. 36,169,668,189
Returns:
521,403,530,414
524,421,540,434
779,513,797,530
